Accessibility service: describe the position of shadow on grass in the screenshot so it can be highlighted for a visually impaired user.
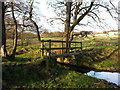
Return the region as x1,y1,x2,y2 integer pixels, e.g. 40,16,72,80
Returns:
99,48,119,61
2,57,35,67
2,47,119,88
74,47,119,71
2,57,70,88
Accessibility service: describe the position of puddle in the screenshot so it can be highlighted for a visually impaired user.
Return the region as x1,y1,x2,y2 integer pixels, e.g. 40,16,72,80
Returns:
84,71,120,86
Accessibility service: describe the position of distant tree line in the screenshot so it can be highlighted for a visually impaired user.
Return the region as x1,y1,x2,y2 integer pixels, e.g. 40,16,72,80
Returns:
41,31,64,38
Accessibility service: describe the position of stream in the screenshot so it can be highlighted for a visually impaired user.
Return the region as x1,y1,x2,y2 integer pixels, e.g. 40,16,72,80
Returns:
84,71,120,86
58,62,120,87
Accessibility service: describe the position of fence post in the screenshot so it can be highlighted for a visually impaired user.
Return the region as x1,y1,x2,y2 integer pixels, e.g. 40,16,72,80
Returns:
75,43,76,52
62,41,64,54
69,41,71,53
42,40,44,57
49,39,51,57
80,42,82,50
67,41,69,53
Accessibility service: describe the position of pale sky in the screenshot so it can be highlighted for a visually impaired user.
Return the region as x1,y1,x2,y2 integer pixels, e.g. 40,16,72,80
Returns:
32,0,119,33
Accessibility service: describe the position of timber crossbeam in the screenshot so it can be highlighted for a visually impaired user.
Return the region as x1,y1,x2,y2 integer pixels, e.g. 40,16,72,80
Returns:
40,39,82,57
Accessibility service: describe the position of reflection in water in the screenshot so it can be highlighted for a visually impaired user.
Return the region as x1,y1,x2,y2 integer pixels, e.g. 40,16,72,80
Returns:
84,71,120,86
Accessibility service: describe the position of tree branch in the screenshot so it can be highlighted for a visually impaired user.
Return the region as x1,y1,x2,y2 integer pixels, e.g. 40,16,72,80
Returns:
70,1,94,31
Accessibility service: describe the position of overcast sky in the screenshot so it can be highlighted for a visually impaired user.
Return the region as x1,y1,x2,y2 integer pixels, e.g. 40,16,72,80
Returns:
32,0,119,33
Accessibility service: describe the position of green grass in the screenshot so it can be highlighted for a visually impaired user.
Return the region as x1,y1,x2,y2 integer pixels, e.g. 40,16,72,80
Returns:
3,63,116,88
24,71,114,88
74,47,119,71
93,60,119,69
52,36,119,71
2,36,119,88
2,45,43,66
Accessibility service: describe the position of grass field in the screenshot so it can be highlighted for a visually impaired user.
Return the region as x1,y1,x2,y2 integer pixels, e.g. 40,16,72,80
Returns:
2,35,120,88
74,36,119,71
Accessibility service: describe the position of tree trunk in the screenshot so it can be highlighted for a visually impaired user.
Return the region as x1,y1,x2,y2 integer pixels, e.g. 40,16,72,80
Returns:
1,2,8,57
30,19,41,42
10,2,18,59
0,2,1,48
64,2,72,53
69,2,94,41
21,17,25,46
20,31,24,46
69,31,74,41
29,0,41,43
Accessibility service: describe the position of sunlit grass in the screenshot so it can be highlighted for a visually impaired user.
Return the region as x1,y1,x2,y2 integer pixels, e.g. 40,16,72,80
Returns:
2,36,119,88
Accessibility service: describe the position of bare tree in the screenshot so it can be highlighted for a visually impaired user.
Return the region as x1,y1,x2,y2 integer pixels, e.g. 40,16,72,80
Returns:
1,2,8,57
1,1,27,59
9,2,18,59
48,0,117,41
28,0,41,43
64,2,72,52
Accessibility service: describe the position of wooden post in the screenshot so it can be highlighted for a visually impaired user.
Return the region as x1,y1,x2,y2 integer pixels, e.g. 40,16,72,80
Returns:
62,41,64,54
67,41,69,53
80,42,82,50
75,43,76,52
40,41,42,57
49,39,51,57
69,42,71,53
42,40,44,56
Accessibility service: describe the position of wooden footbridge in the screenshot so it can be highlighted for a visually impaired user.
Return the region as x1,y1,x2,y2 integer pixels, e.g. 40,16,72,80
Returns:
40,39,82,58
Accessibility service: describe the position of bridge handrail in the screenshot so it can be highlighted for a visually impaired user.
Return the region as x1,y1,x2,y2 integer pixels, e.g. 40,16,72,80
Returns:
40,39,82,57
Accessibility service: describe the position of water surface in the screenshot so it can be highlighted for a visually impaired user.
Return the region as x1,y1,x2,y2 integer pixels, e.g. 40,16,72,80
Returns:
84,71,120,86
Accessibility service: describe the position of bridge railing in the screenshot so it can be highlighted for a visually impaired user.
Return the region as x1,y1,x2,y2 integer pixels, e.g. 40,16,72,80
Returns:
40,39,82,57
